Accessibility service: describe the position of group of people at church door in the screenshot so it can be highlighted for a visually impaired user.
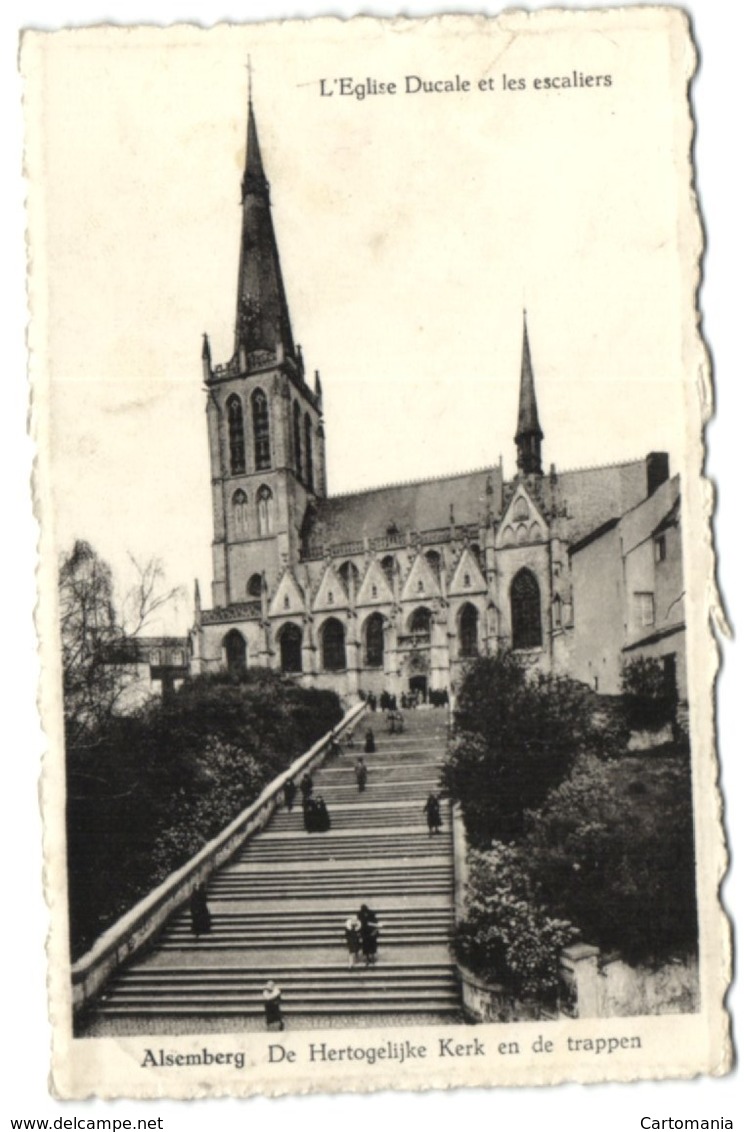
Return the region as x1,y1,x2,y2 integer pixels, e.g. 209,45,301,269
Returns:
344,904,381,968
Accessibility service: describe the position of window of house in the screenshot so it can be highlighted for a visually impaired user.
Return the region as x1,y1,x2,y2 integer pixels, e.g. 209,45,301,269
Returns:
279,623,303,673
510,568,542,649
459,603,479,658
257,485,274,536
224,629,247,675
339,561,360,595
247,573,263,598
381,555,395,587
425,549,441,575
364,613,384,667
304,413,314,491
655,535,667,563
321,617,346,671
410,606,432,642
635,592,655,628
227,395,246,474
293,401,302,479
232,488,249,534
252,389,271,470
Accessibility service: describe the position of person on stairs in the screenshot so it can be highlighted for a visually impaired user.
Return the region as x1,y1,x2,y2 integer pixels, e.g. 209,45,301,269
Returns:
315,796,331,832
283,777,297,812
344,914,362,968
262,980,284,1031
359,904,381,966
424,793,442,835
189,884,212,936
300,771,314,802
364,728,376,753
355,757,368,793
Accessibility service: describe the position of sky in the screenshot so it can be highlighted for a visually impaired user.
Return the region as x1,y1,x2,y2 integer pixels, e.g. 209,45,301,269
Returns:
26,13,699,631
3,0,742,1125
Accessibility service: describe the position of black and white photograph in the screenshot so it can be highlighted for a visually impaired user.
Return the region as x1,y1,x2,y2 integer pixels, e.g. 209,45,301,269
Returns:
20,8,731,1099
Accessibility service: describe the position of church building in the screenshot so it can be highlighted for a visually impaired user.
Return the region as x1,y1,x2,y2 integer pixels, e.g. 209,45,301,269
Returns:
191,95,680,708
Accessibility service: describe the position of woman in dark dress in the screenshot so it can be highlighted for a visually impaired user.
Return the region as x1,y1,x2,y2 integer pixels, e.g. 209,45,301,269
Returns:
364,728,376,754
358,904,380,966
283,778,297,811
189,885,212,936
424,793,442,835
262,980,284,1031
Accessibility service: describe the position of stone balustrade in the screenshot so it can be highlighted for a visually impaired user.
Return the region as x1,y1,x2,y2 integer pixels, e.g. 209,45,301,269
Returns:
70,700,367,1012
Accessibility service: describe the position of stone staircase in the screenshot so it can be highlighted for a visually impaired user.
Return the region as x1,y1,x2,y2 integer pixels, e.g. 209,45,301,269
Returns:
85,710,460,1033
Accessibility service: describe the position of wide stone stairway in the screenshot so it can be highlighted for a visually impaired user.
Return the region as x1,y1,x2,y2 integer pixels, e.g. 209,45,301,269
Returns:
85,709,461,1033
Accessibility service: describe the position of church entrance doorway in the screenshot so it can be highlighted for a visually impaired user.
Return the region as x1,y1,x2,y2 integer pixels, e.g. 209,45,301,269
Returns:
409,675,428,701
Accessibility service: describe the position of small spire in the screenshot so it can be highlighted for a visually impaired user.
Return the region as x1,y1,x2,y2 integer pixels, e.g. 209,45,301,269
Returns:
314,369,323,400
514,311,544,476
201,332,211,361
193,579,202,614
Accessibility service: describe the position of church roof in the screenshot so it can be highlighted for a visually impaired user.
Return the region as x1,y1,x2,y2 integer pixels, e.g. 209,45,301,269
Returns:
302,466,503,555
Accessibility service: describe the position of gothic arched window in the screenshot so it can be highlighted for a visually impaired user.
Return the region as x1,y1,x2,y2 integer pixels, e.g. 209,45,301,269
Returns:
513,496,530,522
293,401,302,479
510,568,542,649
339,561,360,596
381,555,396,588
364,613,384,668
252,388,271,470
304,412,314,490
257,485,274,536
459,603,479,658
227,395,246,474
321,617,346,671
232,488,249,534
223,629,247,675
279,623,303,673
410,606,432,642
247,572,262,598
425,549,441,576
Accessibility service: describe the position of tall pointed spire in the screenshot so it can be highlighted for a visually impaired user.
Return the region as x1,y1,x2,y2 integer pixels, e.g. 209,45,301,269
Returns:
235,90,295,365
514,311,544,476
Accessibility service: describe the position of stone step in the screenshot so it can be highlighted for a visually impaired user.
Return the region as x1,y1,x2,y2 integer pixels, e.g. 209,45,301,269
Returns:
158,931,452,951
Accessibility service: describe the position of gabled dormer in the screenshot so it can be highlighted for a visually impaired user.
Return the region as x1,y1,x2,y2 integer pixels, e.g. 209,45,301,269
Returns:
312,561,349,613
269,568,306,617
496,485,549,549
449,546,487,596
356,558,395,607
400,552,441,603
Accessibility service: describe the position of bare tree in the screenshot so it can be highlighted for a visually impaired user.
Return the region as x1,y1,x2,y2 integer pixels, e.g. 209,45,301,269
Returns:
59,540,184,745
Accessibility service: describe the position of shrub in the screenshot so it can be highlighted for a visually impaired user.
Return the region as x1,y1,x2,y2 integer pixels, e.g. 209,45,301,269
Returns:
455,846,578,999
622,656,676,731
522,754,697,963
441,653,611,844
66,670,342,957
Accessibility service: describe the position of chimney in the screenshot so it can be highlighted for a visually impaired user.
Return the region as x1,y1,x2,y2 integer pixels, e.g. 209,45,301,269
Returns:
646,452,670,497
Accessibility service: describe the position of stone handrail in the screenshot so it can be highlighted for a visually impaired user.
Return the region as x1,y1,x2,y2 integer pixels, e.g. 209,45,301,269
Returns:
71,700,368,1012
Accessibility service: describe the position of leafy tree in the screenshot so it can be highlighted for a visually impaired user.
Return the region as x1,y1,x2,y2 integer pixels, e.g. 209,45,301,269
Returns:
522,754,697,963
455,846,578,999
441,653,612,844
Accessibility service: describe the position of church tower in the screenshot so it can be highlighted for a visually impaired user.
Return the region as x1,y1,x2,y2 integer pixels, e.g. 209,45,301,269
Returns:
202,93,326,610
514,312,544,476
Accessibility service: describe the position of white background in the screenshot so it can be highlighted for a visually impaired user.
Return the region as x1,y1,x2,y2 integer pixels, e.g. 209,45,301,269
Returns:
2,1,740,1128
